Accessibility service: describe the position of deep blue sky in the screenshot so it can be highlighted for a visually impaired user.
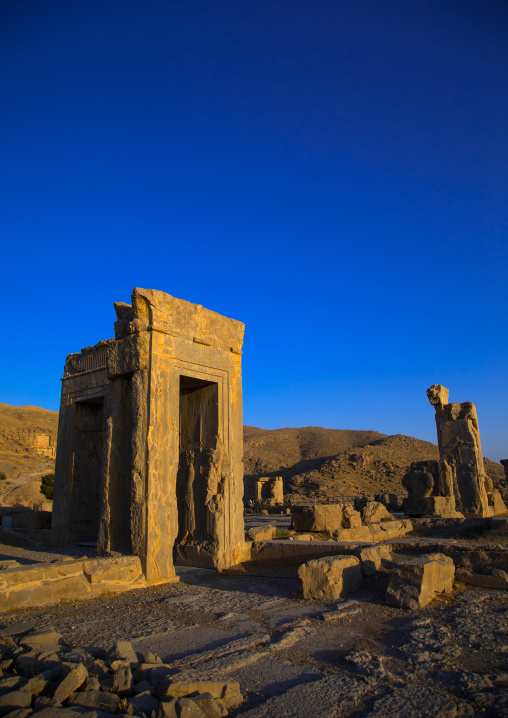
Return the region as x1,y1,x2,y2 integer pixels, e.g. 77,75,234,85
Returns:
1,0,507,461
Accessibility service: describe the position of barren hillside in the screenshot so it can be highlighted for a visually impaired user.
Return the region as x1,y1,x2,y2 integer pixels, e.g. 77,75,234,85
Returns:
0,406,505,506
0,404,58,506
244,426,507,501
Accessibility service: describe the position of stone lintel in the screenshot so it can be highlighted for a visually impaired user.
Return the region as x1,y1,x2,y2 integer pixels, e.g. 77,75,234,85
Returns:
119,288,245,354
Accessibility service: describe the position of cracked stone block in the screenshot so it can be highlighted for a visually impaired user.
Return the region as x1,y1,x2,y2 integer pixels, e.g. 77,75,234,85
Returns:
292,505,344,535
360,545,393,574
248,525,276,541
298,555,362,602
361,502,394,524
386,553,455,609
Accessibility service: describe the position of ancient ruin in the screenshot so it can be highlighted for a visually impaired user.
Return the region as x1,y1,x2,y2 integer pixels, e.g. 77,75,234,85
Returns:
255,475,284,505
402,385,506,518
51,288,246,581
32,434,56,458
427,384,489,517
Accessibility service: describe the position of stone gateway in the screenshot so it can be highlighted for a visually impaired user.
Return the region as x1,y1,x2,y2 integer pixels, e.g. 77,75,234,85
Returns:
51,288,246,581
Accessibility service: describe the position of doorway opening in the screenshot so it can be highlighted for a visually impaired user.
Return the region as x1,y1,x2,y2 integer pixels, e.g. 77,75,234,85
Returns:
174,376,219,564
70,396,104,542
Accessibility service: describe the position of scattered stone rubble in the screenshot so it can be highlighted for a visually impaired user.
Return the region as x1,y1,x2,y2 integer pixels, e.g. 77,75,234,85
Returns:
0,627,243,718
290,502,411,542
1,562,507,718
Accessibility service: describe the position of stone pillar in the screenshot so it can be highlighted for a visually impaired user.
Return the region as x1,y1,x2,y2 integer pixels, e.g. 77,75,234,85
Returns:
271,476,284,505
501,460,508,484
255,480,264,502
427,384,489,518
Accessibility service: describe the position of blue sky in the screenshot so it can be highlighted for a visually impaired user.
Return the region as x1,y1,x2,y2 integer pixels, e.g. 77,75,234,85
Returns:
1,0,507,461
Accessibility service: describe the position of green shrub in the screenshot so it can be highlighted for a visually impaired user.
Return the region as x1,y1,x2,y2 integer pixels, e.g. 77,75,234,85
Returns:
0,472,6,481
40,473,55,500
275,528,294,539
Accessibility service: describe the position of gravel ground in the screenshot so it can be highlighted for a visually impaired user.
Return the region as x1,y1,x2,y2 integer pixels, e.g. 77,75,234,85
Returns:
1,542,508,717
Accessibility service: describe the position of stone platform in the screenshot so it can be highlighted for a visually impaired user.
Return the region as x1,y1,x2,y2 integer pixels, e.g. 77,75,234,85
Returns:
0,556,172,612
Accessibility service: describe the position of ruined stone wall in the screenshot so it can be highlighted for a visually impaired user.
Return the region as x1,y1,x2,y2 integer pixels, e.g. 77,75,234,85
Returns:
52,342,113,546
32,434,56,458
52,288,246,582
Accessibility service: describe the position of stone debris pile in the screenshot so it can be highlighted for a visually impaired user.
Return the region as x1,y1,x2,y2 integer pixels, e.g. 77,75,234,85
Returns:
289,502,411,542
296,538,508,609
0,627,243,717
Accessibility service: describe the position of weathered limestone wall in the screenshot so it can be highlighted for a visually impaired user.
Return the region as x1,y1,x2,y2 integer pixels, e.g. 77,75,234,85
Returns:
52,289,246,582
52,342,113,546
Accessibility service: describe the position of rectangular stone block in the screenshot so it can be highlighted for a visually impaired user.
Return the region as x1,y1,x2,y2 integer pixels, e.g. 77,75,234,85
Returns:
334,527,372,542
82,556,143,584
2,575,92,612
403,496,455,517
107,333,148,379
292,505,343,535
386,553,455,609
247,525,277,542
0,560,82,589
378,519,413,540
403,497,431,517
488,491,507,516
298,555,362,602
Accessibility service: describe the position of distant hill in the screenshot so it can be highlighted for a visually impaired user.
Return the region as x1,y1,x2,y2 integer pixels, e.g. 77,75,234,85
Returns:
0,406,505,506
243,425,507,501
243,425,385,479
0,404,58,506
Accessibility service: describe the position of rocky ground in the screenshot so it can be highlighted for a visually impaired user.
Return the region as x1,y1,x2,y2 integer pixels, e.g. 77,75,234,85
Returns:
1,537,507,718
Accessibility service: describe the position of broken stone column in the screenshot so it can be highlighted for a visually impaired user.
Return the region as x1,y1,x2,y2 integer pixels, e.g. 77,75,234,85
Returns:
255,479,265,503
270,476,284,505
427,384,489,518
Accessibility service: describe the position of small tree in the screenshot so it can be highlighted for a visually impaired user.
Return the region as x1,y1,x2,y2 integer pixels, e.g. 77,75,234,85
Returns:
40,473,55,501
